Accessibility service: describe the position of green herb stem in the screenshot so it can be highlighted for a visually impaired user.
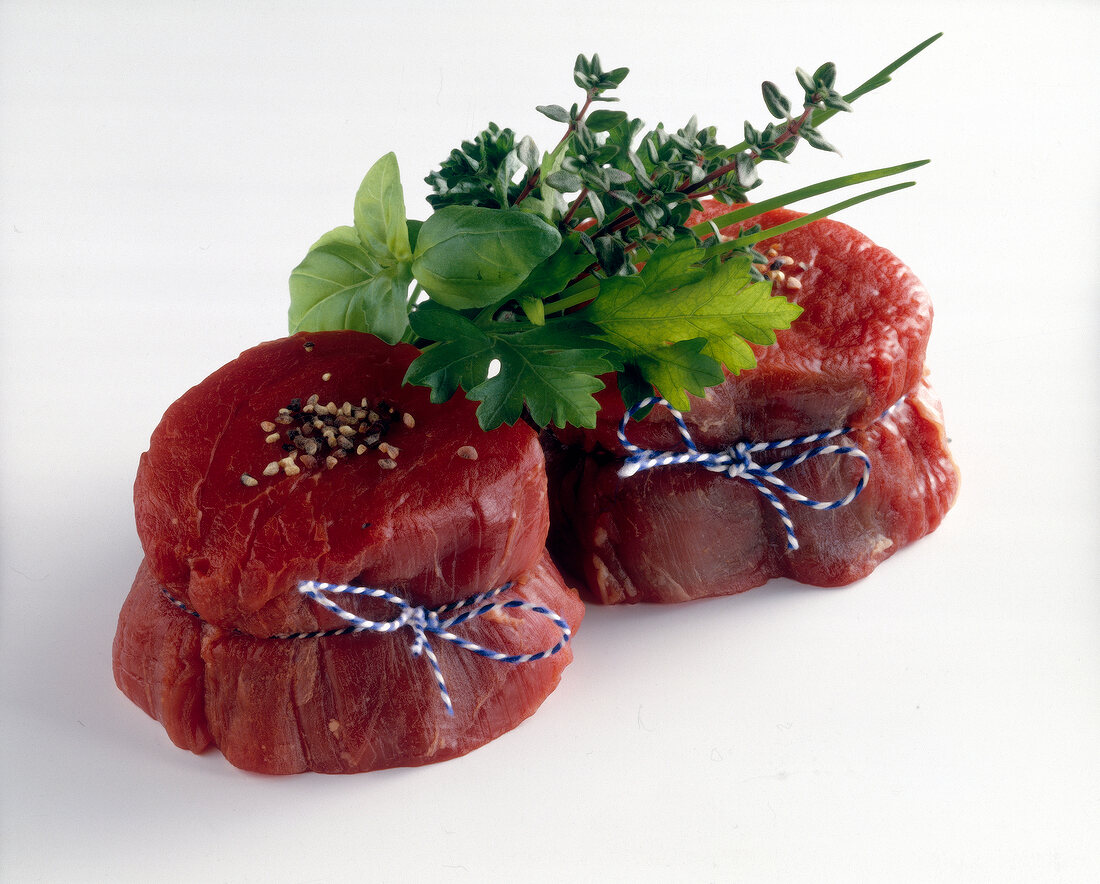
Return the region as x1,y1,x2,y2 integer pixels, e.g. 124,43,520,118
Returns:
560,187,590,226
719,33,942,160
813,32,942,129
514,170,540,205
692,105,816,195
544,278,602,315
705,180,917,257
691,159,930,237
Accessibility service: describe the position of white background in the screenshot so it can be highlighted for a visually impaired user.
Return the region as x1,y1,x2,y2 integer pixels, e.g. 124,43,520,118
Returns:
2,1,1098,881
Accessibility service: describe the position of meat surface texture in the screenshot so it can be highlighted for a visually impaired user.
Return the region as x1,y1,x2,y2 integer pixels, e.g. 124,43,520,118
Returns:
134,331,550,637
546,206,958,604
116,330,584,772
114,553,583,773
546,381,958,604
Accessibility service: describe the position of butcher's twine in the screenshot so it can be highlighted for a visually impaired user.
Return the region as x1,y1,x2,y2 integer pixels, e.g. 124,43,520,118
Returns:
160,582,571,717
617,396,904,552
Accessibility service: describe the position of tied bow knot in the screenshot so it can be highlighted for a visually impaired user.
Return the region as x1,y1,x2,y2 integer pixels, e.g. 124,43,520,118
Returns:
617,396,891,552
406,607,438,659
296,580,571,716
712,441,754,479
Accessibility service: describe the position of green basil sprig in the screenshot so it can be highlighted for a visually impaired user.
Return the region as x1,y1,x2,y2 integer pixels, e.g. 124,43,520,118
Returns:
411,206,560,309
289,152,415,344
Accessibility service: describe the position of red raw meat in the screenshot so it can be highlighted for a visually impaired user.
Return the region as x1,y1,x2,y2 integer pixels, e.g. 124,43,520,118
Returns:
546,380,958,603
134,331,550,637
114,552,582,774
115,330,583,772
546,206,958,603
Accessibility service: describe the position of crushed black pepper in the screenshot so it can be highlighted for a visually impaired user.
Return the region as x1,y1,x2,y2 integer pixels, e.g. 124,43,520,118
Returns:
248,388,408,481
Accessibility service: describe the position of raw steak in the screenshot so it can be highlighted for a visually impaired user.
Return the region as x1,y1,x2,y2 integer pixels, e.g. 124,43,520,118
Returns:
546,379,958,604
114,552,582,774
546,206,958,603
134,331,551,637
115,330,583,772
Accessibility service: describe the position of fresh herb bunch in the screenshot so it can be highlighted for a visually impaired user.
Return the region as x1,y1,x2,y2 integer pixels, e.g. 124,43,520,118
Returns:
289,35,940,430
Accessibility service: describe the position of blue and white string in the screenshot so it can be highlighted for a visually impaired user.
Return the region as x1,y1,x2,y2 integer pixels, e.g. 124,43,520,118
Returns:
160,581,571,717
617,396,903,552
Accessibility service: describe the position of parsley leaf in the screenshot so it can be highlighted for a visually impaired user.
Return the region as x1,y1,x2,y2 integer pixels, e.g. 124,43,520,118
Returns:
405,305,612,429
469,323,611,429
581,239,801,409
404,303,493,403
636,339,725,408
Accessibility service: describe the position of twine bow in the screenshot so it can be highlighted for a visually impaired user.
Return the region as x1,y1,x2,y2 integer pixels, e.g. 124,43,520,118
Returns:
295,581,571,716
617,396,894,551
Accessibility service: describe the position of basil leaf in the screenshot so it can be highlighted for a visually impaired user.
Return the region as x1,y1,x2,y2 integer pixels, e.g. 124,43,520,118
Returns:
406,218,423,252
288,226,412,343
345,270,413,344
510,233,594,304
411,206,561,309
354,152,412,263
